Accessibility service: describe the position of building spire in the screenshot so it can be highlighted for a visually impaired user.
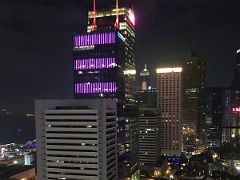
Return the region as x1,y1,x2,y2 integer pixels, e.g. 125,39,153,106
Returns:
144,56,147,69
114,0,119,28
93,0,97,29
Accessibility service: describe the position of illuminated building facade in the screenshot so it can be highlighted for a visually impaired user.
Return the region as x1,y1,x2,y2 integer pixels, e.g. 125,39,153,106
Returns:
140,64,150,91
35,99,118,180
87,7,136,104
183,52,206,139
156,67,183,155
73,30,125,100
139,108,160,176
73,6,138,179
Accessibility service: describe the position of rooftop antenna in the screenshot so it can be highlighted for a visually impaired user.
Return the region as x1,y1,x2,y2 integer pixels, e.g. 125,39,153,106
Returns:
144,56,147,69
93,0,97,29
114,0,119,28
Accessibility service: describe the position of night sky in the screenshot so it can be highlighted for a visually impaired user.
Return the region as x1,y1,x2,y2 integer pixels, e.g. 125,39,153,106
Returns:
0,0,240,113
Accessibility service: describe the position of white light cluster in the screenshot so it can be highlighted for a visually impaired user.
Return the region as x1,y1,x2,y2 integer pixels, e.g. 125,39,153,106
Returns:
124,69,136,75
156,67,182,73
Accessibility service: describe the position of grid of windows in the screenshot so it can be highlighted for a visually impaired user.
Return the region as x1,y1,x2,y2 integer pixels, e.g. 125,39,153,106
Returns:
157,70,183,155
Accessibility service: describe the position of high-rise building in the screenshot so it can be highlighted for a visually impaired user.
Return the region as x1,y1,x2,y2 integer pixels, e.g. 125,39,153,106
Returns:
183,52,206,139
232,49,240,88
87,7,136,104
140,64,150,91
156,67,183,155
35,99,118,180
204,87,223,145
73,30,125,100
221,50,240,160
139,108,160,176
73,5,139,179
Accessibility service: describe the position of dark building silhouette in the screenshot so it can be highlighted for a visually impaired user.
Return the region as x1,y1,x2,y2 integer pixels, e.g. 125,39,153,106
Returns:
183,52,206,141
204,87,223,145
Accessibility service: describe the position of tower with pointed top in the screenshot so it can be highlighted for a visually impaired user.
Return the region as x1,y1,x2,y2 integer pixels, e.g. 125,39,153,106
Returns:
140,64,150,91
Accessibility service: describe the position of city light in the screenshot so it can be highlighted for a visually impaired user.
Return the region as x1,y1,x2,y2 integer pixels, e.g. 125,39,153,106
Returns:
128,9,135,26
74,82,117,94
74,32,116,48
233,107,240,112
156,67,182,73
124,69,136,75
74,57,116,70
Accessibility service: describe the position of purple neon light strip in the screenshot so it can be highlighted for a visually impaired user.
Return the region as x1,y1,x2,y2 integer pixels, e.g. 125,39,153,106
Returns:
74,32,115,47
74,82,117,94
74,58,116,70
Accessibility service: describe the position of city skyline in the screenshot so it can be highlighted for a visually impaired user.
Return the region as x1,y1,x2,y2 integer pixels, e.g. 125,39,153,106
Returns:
0,0,240,113
0,0,240,179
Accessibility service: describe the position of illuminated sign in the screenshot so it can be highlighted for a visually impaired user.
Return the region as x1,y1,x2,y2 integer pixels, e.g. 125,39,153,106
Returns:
237,49,240,54
156,67,182,73
128,9,135,26
233,107,240,113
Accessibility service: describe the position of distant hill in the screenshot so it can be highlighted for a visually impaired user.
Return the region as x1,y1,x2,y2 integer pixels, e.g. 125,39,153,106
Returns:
0,112,35,144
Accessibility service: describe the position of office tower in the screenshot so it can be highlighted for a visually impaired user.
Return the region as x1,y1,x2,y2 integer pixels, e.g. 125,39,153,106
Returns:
232,49,240,88
35,99,117,180
221,50,240,160
82,5,139,179
139,108,160,176
204,87,223,145
137,64,157,108
87,6,136,104
140,64,150,91
156,67,183,155
73,30,125,100
183,52,206,139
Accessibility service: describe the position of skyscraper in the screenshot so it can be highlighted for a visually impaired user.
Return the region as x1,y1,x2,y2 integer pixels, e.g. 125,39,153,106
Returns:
221,50,240,160
204,87,223,145
87,6,136,104
232,49,240,88
73,4,139,179
35,99,117,180
137,64,157,108
140,64,150,91
156,67,183,155
183,52,206,139
73,30,125,100
139,108,160,176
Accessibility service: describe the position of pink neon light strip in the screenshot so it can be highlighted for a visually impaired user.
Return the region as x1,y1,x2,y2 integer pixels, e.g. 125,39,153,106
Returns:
74,32,115,47
74,82,117,94
74,58,116,70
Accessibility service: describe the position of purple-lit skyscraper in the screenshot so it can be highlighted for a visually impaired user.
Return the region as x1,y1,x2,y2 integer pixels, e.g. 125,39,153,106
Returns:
73,30,125,100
